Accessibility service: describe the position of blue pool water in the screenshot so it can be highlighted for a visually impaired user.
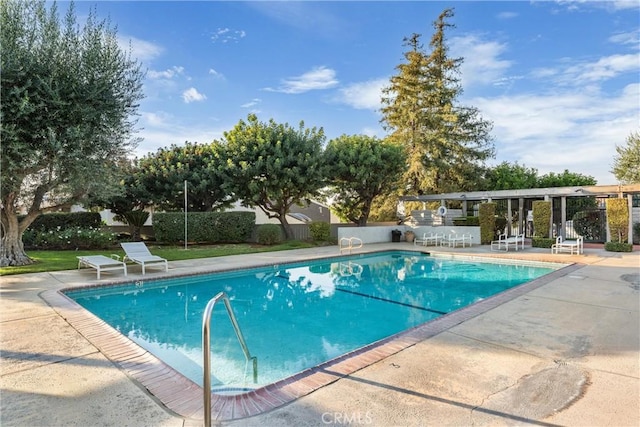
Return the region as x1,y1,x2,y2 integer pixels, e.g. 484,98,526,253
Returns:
65,251,555,392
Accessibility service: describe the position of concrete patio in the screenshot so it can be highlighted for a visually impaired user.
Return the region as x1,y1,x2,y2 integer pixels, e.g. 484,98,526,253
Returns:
1,243,638,426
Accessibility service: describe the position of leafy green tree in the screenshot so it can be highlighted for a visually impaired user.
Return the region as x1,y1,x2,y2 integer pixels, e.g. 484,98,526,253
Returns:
137,141,232,212
380,33,432,194
1,0,144,266
483,162,539,190
87,159,150,215
536,170,596,187
324,135,406,226
381,8,494,197
612,130,640,184
220,114,326,240
368,193,403,223
85,159,153,241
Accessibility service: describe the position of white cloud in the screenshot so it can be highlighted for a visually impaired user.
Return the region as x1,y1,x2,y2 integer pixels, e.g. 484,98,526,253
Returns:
609,30,640,48
474,83,639,184
451,35,513,86
148,66,185,80
209,68,225,79
610,0,640,10
211,27,246,43
496,11,518,19
241,98,262,108
118,36,163,62
142,111,174,128
552,0,639,12
265,66,339,94
560,54,639,84
136,111,228,156
337,78,387,110
360,127,383,138
182,87,207,103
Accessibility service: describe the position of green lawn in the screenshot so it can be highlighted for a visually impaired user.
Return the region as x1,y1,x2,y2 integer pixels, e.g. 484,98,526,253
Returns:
0,241,319,276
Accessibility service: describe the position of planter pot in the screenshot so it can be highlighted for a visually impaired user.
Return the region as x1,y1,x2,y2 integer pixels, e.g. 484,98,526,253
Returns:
405,231,415,243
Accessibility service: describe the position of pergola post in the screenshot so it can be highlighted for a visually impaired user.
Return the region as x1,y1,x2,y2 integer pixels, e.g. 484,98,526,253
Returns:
518,198,524,236
628,194,634,244
560,196,567,239
507,198,513,235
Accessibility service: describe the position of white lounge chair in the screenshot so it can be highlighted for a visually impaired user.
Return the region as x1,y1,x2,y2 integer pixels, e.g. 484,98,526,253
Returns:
491,233,525,251
121,242,168,274
441,233,472,248
414,232,444,246
551,236,584,255
77,255,127,280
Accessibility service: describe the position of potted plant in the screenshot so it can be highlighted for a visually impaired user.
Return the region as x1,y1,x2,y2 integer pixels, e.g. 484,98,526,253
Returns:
405,230,415,243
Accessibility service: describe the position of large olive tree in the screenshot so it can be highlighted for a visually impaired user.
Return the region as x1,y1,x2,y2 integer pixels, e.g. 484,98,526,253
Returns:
1,0,144,265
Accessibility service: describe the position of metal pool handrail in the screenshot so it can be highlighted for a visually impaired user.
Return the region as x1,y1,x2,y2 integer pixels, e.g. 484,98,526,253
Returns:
202,292,258,427
339,236,363,254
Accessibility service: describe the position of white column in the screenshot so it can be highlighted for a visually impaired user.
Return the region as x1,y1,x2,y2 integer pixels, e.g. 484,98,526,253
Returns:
561,196,567,239
628,194,634,244
507,198,513,235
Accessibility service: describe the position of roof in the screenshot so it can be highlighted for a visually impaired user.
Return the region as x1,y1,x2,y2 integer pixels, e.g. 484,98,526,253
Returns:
400,184,640,202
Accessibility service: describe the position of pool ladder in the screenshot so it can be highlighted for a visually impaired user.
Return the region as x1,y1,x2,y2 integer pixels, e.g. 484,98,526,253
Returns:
202,292,257,427
339,237,363,254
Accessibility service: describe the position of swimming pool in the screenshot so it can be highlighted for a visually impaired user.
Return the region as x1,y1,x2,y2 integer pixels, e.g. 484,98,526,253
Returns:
64,250,556,395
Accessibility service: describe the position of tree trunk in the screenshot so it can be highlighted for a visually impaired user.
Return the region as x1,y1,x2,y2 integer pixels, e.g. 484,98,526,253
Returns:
0,213,33,267
278,216,294,240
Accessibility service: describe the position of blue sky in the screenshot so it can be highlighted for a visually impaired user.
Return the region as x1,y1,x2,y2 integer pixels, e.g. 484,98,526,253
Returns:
68,1,639,185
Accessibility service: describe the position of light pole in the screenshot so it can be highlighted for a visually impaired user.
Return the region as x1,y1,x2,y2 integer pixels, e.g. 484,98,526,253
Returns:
184,180,188,250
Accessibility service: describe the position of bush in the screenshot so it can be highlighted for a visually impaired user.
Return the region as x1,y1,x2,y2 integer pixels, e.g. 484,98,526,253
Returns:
309,222,331,242
23,227,117,250
153,212,255,243
532,237,555,248
606,198,629,243
24,212,102,232
604,241,633,252
532,201,551,238
494,217,507,238
573,210,605,240
478,203,496,244
452,216,479,226
256,224,283,245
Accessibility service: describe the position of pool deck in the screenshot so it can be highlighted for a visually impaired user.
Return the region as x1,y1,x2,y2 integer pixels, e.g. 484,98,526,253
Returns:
1,243,638,426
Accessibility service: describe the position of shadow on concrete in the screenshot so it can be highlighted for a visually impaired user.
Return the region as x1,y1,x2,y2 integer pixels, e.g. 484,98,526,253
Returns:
321,368,561,427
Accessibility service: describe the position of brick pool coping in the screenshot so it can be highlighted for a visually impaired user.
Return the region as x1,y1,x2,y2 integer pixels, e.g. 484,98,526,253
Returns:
41,258,582,422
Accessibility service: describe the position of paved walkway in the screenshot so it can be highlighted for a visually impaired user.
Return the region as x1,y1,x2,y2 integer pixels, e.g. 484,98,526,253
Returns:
1,243,638,426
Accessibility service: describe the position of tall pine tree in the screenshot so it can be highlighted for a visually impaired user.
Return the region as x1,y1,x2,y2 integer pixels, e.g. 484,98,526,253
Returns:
381,8,495,196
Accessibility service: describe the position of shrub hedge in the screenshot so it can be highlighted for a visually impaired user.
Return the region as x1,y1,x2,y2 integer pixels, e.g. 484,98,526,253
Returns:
153,212,255,243
309,221,331,242
256,224,283,245
532,237,555,248
478,203,495,244
572,210,605,241
606,198,629,243
452,216,480,226
23,226,117,250
604,241,633,252
532,201,551,238
23,212,102,231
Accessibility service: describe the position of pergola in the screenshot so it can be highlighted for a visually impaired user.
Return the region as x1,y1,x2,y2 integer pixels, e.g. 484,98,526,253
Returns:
400,184,640,242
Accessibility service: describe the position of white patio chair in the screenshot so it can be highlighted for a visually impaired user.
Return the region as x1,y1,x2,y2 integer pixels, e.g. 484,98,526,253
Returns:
121,242,168,274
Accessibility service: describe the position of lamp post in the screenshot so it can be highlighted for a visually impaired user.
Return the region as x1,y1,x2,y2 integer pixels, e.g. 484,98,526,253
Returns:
184,180,188,250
